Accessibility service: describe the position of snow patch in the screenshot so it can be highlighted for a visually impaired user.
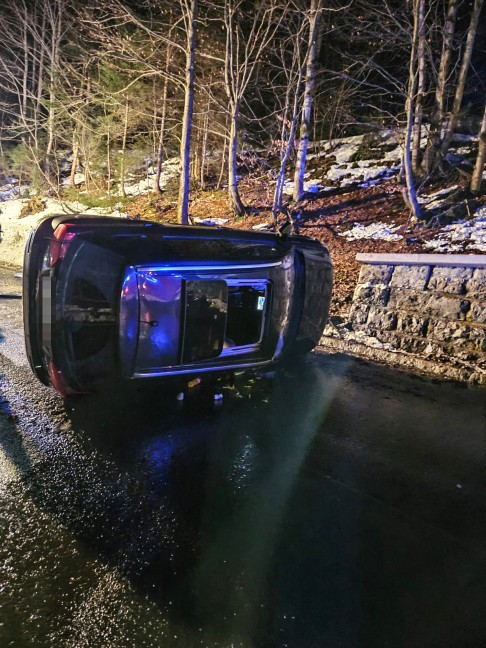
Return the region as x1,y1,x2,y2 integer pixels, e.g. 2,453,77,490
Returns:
419,185,459,209
0,197,128,269
282,180,324,195
339,221,403,242
60,172,85,187
424,207,486,253
327,163,398,187
193,217,229,227
115,157,180,196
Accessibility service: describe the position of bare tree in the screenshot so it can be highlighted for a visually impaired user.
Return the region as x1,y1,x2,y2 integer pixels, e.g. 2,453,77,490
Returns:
73,0,189,195
293,0,323,202
440,0,484,158
154,42,173,194
470,101,486,195
222,0,283,215
0,0,67,191
177,0,198,225
411,0,426,174
271,14,307,221
402,0,423,222
422,0,460,174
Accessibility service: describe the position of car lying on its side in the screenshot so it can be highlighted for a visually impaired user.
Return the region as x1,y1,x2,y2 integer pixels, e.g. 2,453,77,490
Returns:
23,215,332,395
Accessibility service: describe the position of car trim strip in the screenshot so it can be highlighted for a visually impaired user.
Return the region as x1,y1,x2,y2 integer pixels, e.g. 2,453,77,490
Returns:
136,262,281,272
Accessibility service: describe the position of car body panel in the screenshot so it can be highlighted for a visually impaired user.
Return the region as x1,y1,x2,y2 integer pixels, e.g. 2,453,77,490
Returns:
23,215,332,394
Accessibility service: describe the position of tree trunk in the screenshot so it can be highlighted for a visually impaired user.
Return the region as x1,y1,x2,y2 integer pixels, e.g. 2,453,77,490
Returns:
293,0,322,202
21,18,29,116
217,137,227,190
106,126,112,195
470,102,486,195
119,96,129,198
440,0,484,158
273,61,304,222
411,0,426,174
228,102,246,216
44,0,62,192
69,138,79,187
422,0,459,175
154,45,171,194
177,0,198,226
402,0,422,222
200,109,209,190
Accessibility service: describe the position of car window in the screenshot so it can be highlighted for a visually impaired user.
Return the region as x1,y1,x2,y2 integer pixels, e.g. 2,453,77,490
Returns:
226,284,267,347
182,280,227,363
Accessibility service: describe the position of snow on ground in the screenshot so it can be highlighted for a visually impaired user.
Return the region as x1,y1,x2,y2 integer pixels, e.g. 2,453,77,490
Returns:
282,180,326,195
0,156,182,269
336,204,486,250
305,131,403,189
338,221,403,242
119,158,180,196
327,163,399,187
419,185,460,211
0,197,128,268
424,207,486,253
193,217,229,226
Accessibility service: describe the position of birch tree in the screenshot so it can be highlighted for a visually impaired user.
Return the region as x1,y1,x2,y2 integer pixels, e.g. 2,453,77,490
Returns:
222,0,283,216
177,0,198,225
271,14,307,220
402,0,423,222
422,0,460,174
439,0,484,158
411,0,426,174
293,0,323,202
470,102,486,195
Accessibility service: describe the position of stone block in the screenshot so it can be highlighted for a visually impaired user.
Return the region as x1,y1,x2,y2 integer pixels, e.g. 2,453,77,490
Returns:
427,266,472,295
372,330,395,345
366,306,397,332
428,320,468,342
465,268,486,300
396,314,429,336
467,301,486,324
389,265,430,290
394,335,429,354
352,282,390,306
358,264,394,285
387,289,423,311
423,293,464,320
476,335,486,353
349,303,370,327
452,349,478,361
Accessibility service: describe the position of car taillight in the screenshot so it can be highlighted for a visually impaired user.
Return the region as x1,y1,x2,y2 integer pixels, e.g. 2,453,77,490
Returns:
50,224,76,266
48,360,74,396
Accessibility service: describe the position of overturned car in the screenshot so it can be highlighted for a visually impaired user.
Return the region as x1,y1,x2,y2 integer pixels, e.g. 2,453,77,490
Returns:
23,215,332,395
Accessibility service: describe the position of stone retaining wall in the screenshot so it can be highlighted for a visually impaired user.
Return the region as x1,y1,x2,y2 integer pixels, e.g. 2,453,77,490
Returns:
319,254,486,385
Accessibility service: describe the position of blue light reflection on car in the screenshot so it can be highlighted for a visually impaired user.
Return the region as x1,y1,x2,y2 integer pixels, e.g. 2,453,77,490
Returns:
137,273,182,369
120,271,138,350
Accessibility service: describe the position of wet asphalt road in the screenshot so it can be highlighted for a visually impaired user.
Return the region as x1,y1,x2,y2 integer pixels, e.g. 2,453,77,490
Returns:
0,269,486,648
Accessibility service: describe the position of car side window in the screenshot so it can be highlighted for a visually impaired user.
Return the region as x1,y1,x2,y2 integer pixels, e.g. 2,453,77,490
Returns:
182,280,228,363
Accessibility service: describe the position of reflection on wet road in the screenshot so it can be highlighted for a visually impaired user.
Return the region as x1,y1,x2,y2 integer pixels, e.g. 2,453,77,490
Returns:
0,349,485,647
